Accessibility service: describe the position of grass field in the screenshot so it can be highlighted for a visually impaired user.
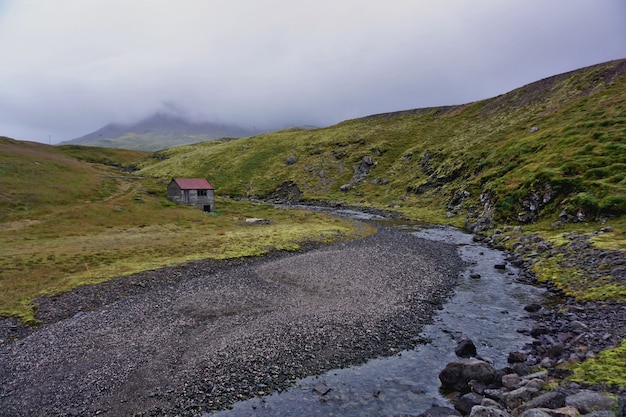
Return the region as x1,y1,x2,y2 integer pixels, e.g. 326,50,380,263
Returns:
0,138,372,323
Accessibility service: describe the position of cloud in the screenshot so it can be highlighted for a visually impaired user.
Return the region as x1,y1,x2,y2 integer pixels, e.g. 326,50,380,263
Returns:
0,0,625,142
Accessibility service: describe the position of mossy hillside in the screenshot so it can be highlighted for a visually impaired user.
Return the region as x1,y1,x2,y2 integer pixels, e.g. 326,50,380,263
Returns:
0,138,372,323
138,59,626,226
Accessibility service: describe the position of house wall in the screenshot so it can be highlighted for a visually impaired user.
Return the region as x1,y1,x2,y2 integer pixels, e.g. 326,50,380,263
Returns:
188,189,215,212
167,181,183,203
167,182,215,212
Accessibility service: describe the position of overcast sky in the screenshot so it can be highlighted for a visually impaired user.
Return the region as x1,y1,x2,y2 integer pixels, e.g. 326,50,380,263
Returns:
0,0,625,143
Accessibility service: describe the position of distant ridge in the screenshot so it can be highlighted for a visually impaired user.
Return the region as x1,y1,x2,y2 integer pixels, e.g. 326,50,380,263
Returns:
61,113,255,151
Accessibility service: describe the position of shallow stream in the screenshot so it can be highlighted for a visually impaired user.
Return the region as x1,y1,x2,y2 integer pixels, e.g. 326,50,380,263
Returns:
212,219,544,416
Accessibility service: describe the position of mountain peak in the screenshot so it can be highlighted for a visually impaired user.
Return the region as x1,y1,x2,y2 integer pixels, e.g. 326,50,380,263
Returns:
60,114,256,150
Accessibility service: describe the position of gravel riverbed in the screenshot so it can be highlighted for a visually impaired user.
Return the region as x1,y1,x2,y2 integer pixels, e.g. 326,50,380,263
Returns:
0,227,463,416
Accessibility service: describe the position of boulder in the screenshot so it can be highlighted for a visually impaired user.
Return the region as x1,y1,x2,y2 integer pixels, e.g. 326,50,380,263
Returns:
500,379,545,409
439,359,498,393
501,373,521,389
507,351,528,363
524,303,542,313
312,382,331,396
468,405,512,417
521,390,567,411
565,390,617,414
245,218,270,225
456,392,484,415
455,338,478,358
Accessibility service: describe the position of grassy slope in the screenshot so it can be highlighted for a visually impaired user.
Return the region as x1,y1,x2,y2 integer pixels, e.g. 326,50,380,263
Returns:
0,138,371,322
139,59,626,228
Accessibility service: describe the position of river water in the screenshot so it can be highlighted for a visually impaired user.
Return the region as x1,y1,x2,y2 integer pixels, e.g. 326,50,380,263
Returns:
212,219,544,417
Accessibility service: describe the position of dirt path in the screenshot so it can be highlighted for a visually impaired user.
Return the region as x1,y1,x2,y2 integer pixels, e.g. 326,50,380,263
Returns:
0,228,463,416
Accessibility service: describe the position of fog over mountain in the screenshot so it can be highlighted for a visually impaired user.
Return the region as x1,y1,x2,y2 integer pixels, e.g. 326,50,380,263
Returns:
0,0,625,143
66,112,255,144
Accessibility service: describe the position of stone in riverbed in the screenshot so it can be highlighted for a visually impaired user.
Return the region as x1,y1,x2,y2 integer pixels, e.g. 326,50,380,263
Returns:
500,379,545,409
518,390,567,412
439,358,498,393
507,351,527,363
455,338,478,358
455,392,484,415
524,303,542,313
468,405,512,417
565,390,618,414
501,373,521,389
313,382,331,396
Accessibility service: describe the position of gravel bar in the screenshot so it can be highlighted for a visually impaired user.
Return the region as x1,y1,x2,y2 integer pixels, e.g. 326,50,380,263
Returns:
0,227,463,416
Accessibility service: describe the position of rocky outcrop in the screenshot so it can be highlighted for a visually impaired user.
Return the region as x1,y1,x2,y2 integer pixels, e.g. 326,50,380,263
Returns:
270,181,302,203
465,192,496,233
352,156,376,183
340,156,377,191
517,182,556,223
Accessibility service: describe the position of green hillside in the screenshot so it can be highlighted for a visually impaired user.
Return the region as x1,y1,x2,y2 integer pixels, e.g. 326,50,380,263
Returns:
139,59,626,230
0,138,368,322
80,131,227,152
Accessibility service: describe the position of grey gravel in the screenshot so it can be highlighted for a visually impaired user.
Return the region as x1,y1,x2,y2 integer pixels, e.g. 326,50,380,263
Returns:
0,227,463,416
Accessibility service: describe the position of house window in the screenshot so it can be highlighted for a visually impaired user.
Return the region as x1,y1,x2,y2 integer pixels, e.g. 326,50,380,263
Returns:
197,190,207,197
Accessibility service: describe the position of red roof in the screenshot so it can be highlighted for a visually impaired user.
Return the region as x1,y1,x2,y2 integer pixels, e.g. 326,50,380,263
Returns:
173,178,214,190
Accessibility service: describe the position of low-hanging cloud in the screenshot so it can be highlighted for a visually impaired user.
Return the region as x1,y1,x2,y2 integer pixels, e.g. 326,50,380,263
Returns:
0,0,625,142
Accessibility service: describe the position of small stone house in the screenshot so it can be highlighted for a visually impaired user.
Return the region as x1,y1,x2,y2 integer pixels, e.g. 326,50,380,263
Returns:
167,178,215,212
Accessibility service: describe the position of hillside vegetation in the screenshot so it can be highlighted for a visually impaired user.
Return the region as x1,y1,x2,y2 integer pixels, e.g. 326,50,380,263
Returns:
139,59,626,232
0,138,369,322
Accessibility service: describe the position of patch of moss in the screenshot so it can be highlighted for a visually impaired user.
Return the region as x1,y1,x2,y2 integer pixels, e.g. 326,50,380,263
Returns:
580,283,626,302
568,340,626,387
